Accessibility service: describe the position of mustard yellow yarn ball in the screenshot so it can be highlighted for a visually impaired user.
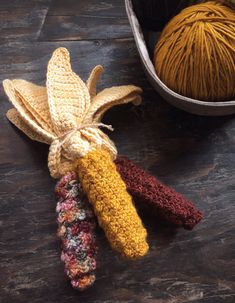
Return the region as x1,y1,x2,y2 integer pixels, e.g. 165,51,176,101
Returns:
154,1,235,102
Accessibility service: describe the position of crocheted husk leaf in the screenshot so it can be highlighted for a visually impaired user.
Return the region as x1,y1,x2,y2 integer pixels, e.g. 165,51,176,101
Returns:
11,79,53,133
76,148,149,259
84,86,142,123
86,65,104,99
7,108,51,144
47,47,91,134
3,79,55,143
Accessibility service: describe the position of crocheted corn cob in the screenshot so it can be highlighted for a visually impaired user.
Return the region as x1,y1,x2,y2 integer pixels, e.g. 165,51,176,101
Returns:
115,156,203,229
77,149,148,258
55,171,97,290
3,47,148,260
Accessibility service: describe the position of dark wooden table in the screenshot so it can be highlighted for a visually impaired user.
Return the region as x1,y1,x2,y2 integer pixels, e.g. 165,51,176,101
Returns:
0,1,234,302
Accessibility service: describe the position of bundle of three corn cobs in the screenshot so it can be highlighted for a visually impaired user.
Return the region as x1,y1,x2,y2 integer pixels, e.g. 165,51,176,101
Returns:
3,48,203,290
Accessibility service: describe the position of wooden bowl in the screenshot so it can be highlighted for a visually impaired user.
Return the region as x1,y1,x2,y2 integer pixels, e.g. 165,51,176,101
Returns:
125,0,235,116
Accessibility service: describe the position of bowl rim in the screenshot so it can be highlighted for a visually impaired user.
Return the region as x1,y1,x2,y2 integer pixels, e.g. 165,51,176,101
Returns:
125,0,235,108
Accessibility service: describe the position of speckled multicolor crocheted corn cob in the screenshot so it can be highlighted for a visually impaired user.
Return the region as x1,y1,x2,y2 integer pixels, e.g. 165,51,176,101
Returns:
55,171,97,291
3,47,148,261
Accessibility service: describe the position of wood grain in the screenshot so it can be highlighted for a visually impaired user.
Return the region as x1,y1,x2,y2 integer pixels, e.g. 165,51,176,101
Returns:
0,0,51,41
0,1,234,302
39,0,131,41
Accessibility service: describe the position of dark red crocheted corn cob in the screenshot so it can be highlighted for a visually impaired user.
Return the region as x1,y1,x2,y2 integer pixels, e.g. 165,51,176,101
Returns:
115,156,203,230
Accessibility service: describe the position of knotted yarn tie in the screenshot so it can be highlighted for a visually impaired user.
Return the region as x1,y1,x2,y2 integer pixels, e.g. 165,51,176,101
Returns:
48,122,114,178
57,122,114,147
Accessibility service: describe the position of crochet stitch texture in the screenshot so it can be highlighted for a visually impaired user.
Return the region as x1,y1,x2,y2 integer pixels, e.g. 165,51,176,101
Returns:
115,157,203,229
55,171,97,290
3,47,148,259
76,149,149,259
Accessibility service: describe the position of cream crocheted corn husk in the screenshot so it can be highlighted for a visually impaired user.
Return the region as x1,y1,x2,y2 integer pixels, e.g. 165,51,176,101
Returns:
3,47,142,178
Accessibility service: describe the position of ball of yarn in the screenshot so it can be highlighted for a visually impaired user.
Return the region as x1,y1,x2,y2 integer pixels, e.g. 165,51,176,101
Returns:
154,1,235,102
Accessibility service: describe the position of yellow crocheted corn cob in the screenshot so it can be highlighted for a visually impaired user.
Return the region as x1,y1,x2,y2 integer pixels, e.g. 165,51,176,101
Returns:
3,47,148,259
77,148,148,258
